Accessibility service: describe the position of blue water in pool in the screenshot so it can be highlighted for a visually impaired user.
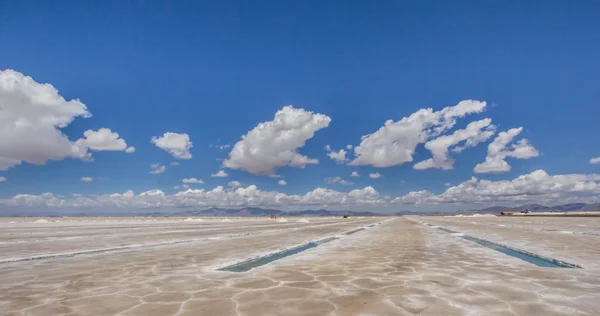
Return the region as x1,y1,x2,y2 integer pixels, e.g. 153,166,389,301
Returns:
219,237,339,272
433,227,580,268
343,228,365,235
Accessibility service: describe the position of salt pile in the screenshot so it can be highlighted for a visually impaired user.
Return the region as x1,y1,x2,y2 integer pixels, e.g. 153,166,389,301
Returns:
33,219,50,223
276,218,288,223
183,218,204,222
296,218,310,223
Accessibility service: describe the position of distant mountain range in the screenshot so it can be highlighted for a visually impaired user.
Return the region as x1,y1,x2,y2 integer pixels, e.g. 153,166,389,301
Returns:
2,203,599,217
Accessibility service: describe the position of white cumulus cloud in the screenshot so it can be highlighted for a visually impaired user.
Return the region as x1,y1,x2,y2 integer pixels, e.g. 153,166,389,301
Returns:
75,128,134,153
151,132,193,159
6,170,600,210
350,100,487,168
394,169,600,205
0,70,136,171
149,163,166,175
350,171,360,177
0,69,92,170
414,118,496,170
80,177,93,182
182,178,203,184
278,179,287,185
0,176,6,182
223,105,331,175
211,170,228,177
369,172,383,179
474,127,539,174
228,181,241,187
590,157,600,164
325,176,353,185
325,147,348,163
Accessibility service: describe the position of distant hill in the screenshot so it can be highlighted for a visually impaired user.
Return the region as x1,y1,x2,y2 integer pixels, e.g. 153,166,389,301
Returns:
451,203,600,215
2,203,599,218
552,203,587,211
583,203,600,211
511,204,557,212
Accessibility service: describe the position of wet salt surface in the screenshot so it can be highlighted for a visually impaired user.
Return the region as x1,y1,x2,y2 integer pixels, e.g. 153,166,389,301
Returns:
423,224,580,268
421,216,600,270
1,217,600,315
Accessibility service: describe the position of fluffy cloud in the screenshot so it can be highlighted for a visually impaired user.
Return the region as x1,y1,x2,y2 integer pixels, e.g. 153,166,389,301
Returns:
80,177,93,182
0,70,137,171
326,147,348,163
325,176,353,185
474,127,539,174
5,184,386,210
278,180,287,185
228,181,241,187
391,190,434,205
75,128,135,153
414,118,496,170
350,171,360,177
211,170,228,177
0,176,6,182
350,100,487,167
223,105,331,175
149,163,166,175
0,69,92,170
590,157,600,164
6,170,599,210
151,132,193,159
182,178,203,184
369,172,383,179
108,190,135,199
393,169,600,205
170,162,180,166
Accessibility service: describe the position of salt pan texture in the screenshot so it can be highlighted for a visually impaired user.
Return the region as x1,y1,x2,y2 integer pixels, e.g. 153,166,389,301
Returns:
1,216,600,315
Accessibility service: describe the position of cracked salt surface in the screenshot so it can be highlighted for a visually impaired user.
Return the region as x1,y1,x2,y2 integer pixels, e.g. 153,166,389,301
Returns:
420,221,581,268
2,216,600,315
217,224,383,272
218,237,340,272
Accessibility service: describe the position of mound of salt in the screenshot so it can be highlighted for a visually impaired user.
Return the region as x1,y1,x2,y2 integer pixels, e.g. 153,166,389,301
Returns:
472,213,495,217
221,219,232,222
276,218,288,223
296,218,310,223
33,219,50,223
183,217,204,222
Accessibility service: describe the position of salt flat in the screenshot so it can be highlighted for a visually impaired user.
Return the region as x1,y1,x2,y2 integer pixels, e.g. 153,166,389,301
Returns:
1,216,599,315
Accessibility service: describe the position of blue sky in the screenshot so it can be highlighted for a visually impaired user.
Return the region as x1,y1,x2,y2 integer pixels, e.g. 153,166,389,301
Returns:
1,1,599,213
